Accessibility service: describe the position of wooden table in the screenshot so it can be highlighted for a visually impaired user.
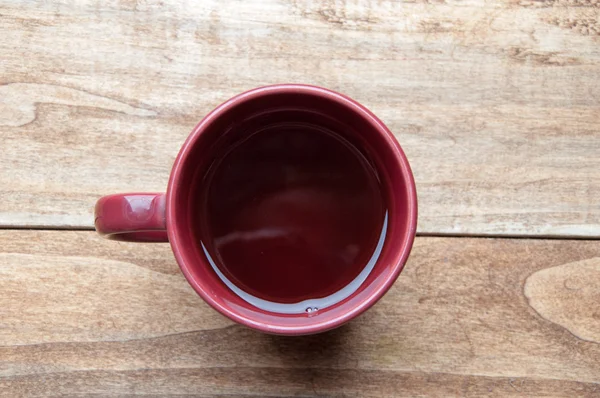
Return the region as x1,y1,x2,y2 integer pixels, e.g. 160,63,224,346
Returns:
1,1,599,396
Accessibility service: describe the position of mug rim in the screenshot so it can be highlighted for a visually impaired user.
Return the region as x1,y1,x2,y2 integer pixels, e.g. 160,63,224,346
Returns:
166,84,418,335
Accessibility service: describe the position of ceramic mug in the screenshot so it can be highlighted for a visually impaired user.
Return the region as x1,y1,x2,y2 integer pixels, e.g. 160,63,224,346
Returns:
95,84,417,335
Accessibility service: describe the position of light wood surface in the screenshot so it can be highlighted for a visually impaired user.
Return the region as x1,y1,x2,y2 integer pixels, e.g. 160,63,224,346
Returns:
1,0,600,236
1,231,600,396
2,0,600,395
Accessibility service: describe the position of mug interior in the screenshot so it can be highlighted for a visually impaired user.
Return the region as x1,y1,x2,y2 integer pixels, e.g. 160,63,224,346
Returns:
167,85,417,335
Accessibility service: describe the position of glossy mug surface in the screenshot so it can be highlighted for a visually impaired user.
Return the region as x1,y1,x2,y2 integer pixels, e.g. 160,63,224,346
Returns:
95,84,417,335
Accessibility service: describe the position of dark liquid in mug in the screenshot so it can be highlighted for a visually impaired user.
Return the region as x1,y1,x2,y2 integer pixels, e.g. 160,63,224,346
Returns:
196,123,385,304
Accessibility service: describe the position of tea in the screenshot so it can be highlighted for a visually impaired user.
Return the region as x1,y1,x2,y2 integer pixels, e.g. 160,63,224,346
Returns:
195,122,386,311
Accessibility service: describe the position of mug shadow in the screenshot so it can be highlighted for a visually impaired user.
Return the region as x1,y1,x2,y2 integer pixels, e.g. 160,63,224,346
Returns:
251,323,361,394
263,324,353,365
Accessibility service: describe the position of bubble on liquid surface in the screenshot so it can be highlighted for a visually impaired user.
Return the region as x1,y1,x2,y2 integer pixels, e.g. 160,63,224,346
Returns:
305,307,318,313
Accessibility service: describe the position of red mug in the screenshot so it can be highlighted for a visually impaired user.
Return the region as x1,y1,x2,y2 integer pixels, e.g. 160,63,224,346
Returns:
95,84,417,335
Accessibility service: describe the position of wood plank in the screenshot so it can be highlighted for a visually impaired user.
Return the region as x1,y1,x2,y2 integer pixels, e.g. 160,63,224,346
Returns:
1,231,600,396
1,0,599,236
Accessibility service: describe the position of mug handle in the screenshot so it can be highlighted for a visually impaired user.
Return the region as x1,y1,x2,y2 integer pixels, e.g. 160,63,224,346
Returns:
94,193,168,242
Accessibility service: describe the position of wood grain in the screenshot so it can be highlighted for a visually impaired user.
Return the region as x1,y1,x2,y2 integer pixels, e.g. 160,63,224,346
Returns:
1,231,600,396
1,0,599,236
525,257,600,343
